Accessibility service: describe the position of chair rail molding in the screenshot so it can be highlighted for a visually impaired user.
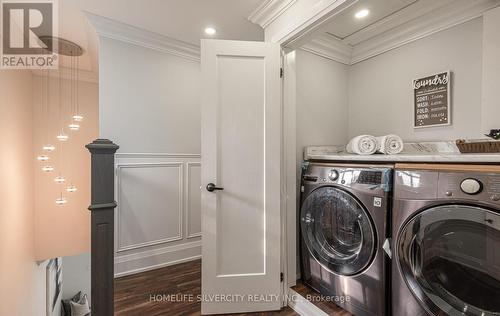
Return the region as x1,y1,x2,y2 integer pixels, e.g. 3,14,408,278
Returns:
85,12,200,62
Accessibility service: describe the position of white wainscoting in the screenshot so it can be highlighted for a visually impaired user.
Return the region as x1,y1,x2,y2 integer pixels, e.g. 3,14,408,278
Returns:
114,153,201,277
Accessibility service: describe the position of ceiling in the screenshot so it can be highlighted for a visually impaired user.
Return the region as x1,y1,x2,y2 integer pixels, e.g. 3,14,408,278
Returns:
323,0,418,40
57,0,267,77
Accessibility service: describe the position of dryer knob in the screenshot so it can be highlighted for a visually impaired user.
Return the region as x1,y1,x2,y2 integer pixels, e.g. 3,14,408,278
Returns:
328,169,339,181
460,178,482,195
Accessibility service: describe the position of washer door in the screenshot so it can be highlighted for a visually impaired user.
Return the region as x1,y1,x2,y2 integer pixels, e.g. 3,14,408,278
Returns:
300,186,376,276
398,204,500,316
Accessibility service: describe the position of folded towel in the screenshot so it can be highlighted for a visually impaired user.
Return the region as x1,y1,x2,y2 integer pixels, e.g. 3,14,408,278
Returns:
376,135,404,155
346,135,378,155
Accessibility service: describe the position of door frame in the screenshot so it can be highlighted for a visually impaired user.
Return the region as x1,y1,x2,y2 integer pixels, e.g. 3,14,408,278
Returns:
281,50,297,299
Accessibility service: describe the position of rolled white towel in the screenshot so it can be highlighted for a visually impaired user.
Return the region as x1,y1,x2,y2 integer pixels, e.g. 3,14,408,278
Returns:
376,135,404,155
346,135,378,155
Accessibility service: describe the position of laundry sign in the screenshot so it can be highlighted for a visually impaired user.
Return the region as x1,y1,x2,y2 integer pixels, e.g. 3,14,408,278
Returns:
413,71,451,128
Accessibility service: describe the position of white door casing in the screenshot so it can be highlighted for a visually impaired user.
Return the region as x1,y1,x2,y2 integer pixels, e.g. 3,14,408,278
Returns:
201,39,282,315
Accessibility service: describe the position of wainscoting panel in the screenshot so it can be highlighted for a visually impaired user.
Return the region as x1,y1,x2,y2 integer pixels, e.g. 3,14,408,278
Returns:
114,153,201,277
186,162,201,239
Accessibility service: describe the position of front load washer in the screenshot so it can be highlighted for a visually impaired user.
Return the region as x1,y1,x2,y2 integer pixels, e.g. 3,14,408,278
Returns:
300,162,393,316
392,166,500,316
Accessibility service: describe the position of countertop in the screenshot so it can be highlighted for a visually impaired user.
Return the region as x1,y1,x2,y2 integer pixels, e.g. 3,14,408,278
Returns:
304,145,500,163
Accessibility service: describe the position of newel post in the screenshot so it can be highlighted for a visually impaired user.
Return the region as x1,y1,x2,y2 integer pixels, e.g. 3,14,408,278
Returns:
86,139,119,316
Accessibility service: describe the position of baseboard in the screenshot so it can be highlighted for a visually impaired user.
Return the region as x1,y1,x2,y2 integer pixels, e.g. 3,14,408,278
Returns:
287,288,328,316
114,240,201,277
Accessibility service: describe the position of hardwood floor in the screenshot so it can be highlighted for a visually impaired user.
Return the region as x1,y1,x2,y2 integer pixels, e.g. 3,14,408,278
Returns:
114,260,297,316
115,259,351,316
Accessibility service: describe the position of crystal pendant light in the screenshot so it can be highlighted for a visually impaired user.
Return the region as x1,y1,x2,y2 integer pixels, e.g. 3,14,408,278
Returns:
42,166,54,172
68,123,80,131
66,184,77,193
54,176,66,183
43,144,56,152
57,133,69,141
55,195,68,206
72,114,83,122
37,155,49,161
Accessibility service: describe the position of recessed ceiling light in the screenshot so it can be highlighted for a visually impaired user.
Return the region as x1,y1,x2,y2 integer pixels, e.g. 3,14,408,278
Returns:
355,9,370,19
204,27,216,35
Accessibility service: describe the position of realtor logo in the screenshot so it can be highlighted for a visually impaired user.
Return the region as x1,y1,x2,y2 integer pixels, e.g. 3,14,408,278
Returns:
1,0,58,69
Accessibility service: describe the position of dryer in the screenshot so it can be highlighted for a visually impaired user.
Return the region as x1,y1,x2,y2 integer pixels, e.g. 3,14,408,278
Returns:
300,162,392,316
392,166,500,316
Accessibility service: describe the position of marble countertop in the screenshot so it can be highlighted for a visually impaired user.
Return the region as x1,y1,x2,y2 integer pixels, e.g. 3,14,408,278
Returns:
304,145,500,163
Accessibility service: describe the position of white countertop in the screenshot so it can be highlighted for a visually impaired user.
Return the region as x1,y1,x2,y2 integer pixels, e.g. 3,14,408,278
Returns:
304,145,500,163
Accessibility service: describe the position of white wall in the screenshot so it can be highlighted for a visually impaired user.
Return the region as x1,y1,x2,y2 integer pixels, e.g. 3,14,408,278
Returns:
0,70,46,316
62,253,91,304
33,76,99,261
348,18,484,141
98,37,202,276
481,7,500,132
99,37,201,154
296,49,349,166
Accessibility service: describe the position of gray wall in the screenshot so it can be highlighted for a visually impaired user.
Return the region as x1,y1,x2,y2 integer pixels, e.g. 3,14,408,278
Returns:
98,37,202,276
348,18,483,141
62,253,91,303
296,49,349,166
100,37,201,153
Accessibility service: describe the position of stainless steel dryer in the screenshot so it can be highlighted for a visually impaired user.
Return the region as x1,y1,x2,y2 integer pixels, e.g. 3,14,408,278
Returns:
392,166,500,316
300,163,392,316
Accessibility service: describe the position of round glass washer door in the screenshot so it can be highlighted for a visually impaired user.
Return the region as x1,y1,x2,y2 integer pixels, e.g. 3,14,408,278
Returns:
398,204,500,316
300,186,376,276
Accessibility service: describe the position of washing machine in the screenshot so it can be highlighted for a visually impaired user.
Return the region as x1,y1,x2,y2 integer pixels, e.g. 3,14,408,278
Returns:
392,166,500,316
299,162,393,316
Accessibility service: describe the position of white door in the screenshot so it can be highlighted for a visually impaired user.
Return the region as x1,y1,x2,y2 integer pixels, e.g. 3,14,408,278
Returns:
200,39,282,315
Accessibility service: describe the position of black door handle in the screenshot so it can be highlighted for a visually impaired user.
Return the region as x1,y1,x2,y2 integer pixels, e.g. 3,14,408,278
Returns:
206,183,224,192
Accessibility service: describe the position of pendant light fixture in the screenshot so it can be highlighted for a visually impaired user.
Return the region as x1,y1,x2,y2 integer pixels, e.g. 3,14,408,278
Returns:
42,166,54,172
43,144,56,152
54,176,66,183
37,36,84,206
37,155,49,161
55,194,68,205
57,133,69,141
66,184,77,192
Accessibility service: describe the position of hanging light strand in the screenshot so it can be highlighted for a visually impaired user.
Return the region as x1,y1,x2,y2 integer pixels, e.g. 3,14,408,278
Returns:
73,54,83,122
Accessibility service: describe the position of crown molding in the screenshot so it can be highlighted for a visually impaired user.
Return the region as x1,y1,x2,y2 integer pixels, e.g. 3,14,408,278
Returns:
32,67,98,84
85,12,200,62
350,0,500,64
249,0,298,28
301,0,500,65
300,33,352,64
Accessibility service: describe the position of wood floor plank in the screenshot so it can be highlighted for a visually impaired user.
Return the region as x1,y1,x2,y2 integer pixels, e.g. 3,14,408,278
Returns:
114,260,298,316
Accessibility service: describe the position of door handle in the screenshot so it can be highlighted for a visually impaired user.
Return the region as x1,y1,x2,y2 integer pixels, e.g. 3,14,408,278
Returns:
206,183,224,192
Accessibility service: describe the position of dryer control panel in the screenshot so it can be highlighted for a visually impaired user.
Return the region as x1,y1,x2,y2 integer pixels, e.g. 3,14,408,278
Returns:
302,163,393,193
394,169,500,206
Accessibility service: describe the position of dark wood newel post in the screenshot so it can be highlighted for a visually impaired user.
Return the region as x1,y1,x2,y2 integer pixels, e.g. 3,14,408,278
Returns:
86,139,119,316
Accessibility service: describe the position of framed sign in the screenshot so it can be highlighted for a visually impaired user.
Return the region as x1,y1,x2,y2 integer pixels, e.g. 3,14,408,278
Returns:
413,71,451,128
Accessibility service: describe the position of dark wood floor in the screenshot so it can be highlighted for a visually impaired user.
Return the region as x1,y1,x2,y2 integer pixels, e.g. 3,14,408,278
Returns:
115,259,349,316
114,260,297,316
